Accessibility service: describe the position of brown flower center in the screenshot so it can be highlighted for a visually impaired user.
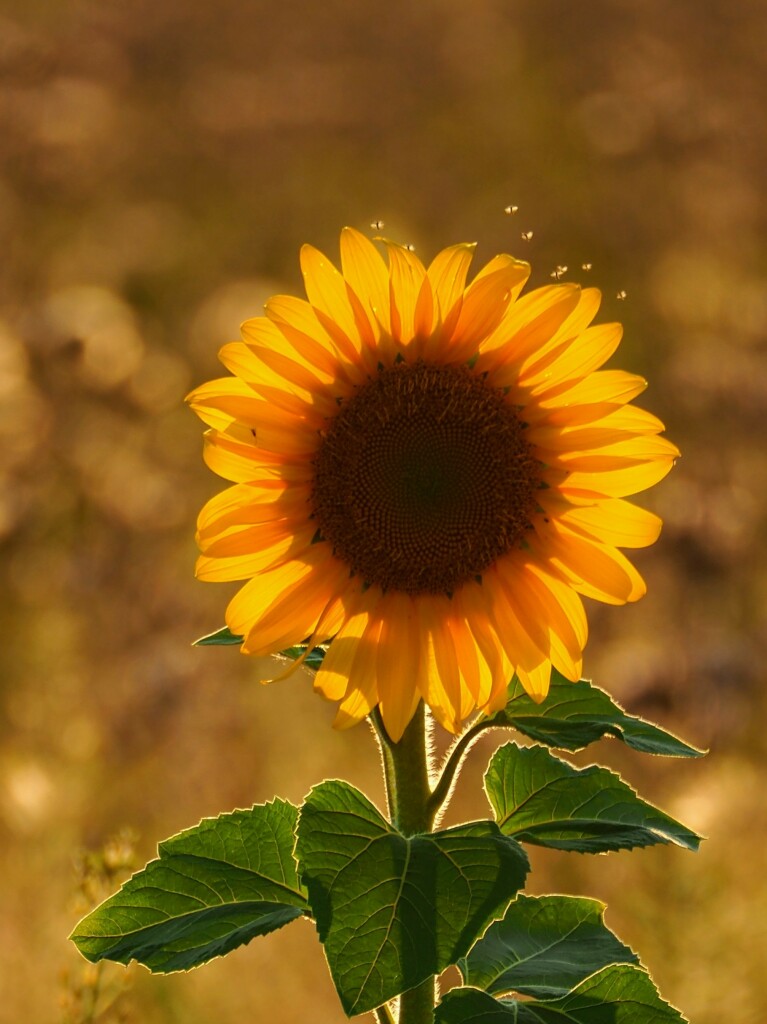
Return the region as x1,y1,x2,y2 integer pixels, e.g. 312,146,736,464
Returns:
311,361,541,594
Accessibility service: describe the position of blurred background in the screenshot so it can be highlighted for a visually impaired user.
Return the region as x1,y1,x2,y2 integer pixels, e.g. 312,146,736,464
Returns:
1,0,765,1020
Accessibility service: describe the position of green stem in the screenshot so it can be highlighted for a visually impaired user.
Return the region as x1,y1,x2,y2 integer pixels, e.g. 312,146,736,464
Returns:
379,702,436,1024
387,702,434,836
370,708,398,820
375,1004,396,1024
427,718,496,825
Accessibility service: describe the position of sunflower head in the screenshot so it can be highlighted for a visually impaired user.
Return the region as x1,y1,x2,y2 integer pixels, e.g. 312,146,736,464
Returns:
188,228,677,741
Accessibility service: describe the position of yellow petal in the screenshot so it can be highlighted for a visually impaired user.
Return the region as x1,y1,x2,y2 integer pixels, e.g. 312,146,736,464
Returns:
486,566,549,674
450,255,531,359
225,545,332,637
240,316,337,387
376,592,423,742
239,551,351,656
199,517,307,558
451,615,484,713
333,614,384,729
427,243,476,323
511,561,583,682
187,378,320,455
535,369,647,410
556,454,676,497
202,430,312,484
543,435,680,470
219,341,338,418
314,595,375,701
196,484,307,543
522,322,623,394
384,240,428,346
484,287,583,387
422,243,477,353
197,480,295,532
339,227,391,337
266,295,357,379
525,561,588,649
535,521,646,604
300,244,364,362
457,583,510,709
196,525,315,581
516,661,552,703
416,595,463,732
514,287,603,383
528,405,665,451
559,499,662,549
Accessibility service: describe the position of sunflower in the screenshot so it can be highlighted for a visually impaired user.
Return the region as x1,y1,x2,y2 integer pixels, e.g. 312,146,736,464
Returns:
188,229,677,741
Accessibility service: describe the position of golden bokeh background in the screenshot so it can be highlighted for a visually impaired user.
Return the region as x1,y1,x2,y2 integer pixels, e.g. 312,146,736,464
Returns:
1,1,765,1021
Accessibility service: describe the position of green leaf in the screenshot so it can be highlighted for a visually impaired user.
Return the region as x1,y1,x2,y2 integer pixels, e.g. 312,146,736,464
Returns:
485,743,701,853
279,644,328,670
436,965,687,1023
70,799,308,972
296,780,529,1016
192,629,327,671
491,672,704,758
459,894,637,999
193,626,243,646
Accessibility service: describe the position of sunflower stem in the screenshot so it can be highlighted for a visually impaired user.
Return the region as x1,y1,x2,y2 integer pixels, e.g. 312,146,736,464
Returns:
382,702,436,1024
386,701,434,836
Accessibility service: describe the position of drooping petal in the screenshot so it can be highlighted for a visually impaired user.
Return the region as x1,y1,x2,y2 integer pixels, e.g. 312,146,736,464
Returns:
415,594,463,733
457,582,511,710
314,594,375,701
225,545,337,639
376,591,423,742
239,551,352,656
333,612,384,730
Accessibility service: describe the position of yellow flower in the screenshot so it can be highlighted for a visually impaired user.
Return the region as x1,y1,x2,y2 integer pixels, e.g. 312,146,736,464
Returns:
188,229,677,741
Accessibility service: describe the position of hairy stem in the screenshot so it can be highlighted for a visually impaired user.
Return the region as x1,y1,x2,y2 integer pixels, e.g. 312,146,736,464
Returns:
375,1003,396,1024
370,709,398,820
380,702,436,1024
427,718,496,825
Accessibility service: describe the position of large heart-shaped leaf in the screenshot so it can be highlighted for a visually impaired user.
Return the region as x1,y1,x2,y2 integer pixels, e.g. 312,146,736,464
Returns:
296,780,529,1016
436,964,687,1023
70,799,308,971
486,743,701,853
459,894,637,998
491,673,703,758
